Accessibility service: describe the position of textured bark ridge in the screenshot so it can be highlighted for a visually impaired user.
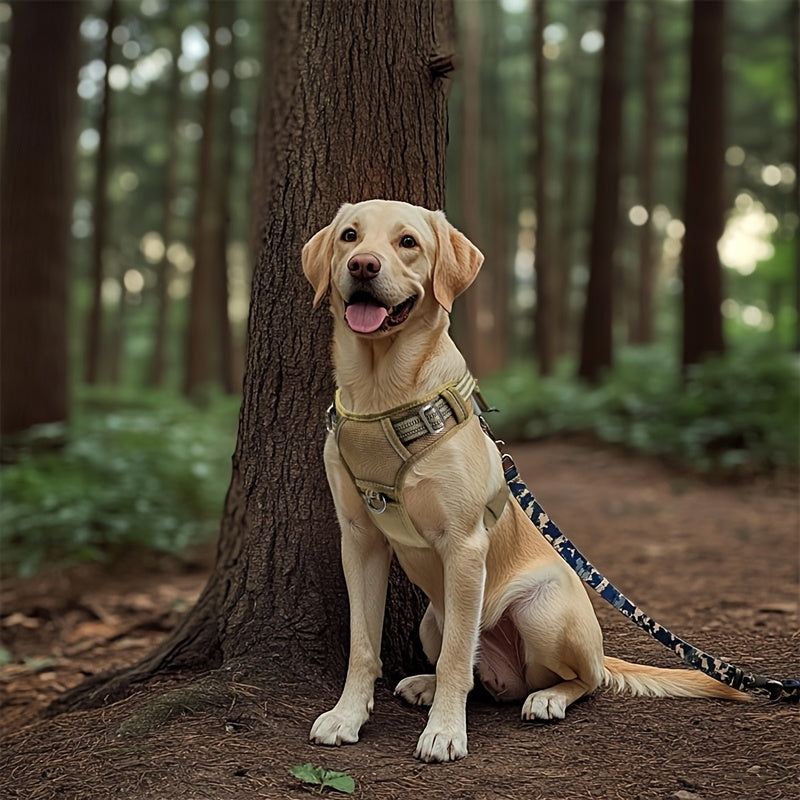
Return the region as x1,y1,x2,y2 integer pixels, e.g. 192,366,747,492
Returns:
54,0,456,714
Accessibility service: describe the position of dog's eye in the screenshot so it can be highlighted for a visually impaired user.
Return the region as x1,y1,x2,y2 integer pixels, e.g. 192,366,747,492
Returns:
399,235,417,249
341,228,357,242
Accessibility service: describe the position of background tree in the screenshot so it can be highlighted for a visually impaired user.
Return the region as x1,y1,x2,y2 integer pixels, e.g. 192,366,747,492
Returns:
630,1,660,346
533,0,556,375
0,1,82,435
55,0,455,710
184,1,227,396
681,0,726,368
148,10,183,389
578,0,627,383
457,0,492,376
83,0,119,386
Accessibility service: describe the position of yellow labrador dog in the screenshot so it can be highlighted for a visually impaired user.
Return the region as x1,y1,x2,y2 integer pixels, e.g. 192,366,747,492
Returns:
302,199,745,763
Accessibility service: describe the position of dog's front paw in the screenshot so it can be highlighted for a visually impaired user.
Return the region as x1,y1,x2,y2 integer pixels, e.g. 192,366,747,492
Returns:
414,721,468,763
395,674,436,706
521,689,567,721
309,707,366,746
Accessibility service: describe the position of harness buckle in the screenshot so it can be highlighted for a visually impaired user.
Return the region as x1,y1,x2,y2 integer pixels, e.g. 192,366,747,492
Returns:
418,402,446,435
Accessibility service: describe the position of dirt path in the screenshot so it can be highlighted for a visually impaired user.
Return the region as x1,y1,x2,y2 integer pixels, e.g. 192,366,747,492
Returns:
1,441,798,799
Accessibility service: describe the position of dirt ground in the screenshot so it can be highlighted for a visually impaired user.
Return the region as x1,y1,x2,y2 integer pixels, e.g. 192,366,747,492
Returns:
1,440,798,800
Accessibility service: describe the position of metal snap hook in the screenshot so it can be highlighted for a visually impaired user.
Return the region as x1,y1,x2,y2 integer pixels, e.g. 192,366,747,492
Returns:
364,491,387,514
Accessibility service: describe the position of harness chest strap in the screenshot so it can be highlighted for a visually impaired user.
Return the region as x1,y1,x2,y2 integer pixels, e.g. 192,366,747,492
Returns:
328,372,509,548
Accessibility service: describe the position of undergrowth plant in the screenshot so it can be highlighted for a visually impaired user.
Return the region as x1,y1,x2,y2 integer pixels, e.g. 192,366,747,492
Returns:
0,388,240,577
480,344,799,475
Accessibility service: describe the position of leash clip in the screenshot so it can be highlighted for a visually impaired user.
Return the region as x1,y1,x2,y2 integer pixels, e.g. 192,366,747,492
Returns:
763,678,800,702
325,403,337,433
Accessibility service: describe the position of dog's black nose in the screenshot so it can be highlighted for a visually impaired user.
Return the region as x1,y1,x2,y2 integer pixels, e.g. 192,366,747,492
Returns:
347,252,381,280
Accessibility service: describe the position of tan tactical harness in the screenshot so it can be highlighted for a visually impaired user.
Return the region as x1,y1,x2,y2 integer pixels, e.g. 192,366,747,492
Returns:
328,372,509,549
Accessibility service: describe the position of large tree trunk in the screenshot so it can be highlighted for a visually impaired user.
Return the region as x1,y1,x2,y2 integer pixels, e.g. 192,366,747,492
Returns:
54,0,455,712
0,1,81,436
681,0,726,368
578,0,627,383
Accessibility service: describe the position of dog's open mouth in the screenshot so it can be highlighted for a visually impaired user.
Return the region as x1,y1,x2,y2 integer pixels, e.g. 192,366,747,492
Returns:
344,291,417,334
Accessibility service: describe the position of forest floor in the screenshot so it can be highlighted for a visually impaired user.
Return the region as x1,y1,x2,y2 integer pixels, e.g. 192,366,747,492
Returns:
1,440,798,800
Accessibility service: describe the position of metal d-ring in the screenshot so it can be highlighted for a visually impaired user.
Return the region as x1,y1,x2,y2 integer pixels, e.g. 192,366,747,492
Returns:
364,490,387,514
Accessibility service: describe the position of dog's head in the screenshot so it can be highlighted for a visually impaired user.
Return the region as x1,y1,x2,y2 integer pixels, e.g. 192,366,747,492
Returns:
302,200,484,336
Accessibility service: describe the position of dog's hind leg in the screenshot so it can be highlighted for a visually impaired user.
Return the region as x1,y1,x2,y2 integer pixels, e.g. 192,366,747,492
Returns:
395,603,442,706
510,570,605,721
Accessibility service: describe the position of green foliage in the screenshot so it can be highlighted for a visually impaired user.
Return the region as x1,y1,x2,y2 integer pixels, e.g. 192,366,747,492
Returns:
289,763,355,795
481,344,799,475
0,389,240,577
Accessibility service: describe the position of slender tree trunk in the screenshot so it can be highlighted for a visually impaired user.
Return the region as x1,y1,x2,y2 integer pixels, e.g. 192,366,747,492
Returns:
83,0,118,386
106,260,126,385
484,0,510,372
578,0,627,383
681,0,726,368
148,24,182,390
54,0,455,712
631,1,660,346
793,0,799,352
0,1,81,435
533,0,556,376
184,1,223,396
553,26,589,357
214,0,237,395
458,0,491,376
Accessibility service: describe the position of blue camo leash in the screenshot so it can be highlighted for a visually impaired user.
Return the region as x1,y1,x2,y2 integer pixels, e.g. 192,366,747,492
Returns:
475,400,800,702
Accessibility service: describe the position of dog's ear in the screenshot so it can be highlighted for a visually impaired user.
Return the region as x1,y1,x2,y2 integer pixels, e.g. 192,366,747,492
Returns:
301,224,335,307
430,211,485,312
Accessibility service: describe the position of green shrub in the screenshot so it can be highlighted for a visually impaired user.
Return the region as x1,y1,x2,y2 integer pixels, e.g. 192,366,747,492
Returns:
480,344,799,475
0,389,240,577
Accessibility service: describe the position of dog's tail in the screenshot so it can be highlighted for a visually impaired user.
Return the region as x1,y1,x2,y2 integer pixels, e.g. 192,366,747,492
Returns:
602,656,750,701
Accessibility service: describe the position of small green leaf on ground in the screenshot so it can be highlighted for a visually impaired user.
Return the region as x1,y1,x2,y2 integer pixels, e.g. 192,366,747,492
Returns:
290,763,355,794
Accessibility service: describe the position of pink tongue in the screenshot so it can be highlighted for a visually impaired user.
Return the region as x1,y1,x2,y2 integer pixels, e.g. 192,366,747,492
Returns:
345,302,389,333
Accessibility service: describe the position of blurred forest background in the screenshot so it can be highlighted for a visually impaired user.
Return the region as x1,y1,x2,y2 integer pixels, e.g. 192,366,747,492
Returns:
1,0,798,577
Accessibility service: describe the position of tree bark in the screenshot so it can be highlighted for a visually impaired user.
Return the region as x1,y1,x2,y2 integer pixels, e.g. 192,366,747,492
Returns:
54,0,455,712
0,1,81,435
681,0,726,368
578,0,627,383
